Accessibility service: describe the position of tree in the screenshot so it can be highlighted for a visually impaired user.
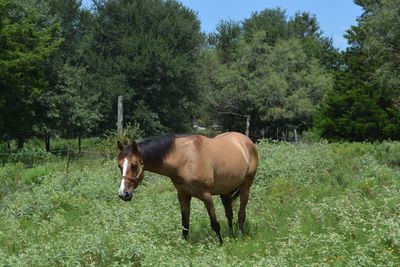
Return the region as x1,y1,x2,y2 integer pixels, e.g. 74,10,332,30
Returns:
355,0,400,110
36,64,102,151
287,12,340,71
315,0,400,141
13,0,96,149
46,0,90,64
86,0,204,135
0,0,60,148
202,8,335,139
209,20,242,65
242,8,287,45
208,36,332,138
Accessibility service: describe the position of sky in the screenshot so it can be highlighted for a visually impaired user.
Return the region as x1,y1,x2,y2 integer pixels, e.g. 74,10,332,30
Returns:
177,0,363,50
82,0,363,50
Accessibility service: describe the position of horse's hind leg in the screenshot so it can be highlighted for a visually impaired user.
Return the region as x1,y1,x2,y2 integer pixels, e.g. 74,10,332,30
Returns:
220,195,233,236
202,192,223,244
238,177,254,236
238,188,249,236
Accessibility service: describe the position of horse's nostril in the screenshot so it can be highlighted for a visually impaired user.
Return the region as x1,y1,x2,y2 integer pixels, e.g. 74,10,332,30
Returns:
121,192,132,201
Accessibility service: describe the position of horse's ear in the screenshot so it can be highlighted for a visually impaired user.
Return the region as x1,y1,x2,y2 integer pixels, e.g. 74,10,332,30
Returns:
131,140,139,153
117,140,124,151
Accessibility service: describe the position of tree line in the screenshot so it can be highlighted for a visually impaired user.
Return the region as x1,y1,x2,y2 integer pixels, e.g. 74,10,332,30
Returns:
1,0,399,149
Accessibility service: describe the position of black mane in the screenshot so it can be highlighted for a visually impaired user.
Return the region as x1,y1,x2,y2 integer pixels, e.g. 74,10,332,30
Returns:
138,133,177,166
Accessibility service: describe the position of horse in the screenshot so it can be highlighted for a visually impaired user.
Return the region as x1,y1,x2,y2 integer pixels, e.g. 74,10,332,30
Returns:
116,132,258,244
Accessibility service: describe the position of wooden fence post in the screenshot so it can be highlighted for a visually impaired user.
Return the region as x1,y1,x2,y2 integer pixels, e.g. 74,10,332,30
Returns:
294,128,299,143
117,96,123,135
245,115,250,137
66,146,71,178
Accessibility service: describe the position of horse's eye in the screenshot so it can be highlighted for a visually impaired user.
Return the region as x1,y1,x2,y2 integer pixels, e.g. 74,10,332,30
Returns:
131,164,137,170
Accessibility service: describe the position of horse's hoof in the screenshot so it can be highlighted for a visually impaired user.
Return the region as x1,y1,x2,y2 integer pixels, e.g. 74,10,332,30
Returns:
228,229,234,237
238,230,244,238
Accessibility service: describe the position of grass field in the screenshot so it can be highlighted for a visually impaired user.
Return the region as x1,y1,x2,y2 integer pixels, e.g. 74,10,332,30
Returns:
0,141,399,266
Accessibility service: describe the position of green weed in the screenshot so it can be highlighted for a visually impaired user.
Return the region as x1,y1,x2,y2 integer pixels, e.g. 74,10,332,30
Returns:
0,142,399,266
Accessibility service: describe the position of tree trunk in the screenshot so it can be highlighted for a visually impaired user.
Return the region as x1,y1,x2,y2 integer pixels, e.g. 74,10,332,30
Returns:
17,138,24,149
44,135,51,151
78,135,81,153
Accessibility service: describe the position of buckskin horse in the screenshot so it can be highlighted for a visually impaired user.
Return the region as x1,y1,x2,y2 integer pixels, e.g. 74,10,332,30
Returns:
116,132,258,244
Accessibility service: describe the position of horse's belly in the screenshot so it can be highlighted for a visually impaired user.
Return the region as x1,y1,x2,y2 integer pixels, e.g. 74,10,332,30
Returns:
211,171,247,195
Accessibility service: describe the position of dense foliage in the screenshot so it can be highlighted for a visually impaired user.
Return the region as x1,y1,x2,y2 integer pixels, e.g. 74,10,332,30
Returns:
201,10,337,139
1,0,204,149
0,0,61,147
0,141,399,265
1,0,400,148
86,0,204,134
315,0,400,141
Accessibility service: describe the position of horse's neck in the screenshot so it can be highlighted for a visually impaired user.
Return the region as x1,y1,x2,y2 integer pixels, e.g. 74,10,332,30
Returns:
140,136,184,178
141,146,178,177
143,160,176,177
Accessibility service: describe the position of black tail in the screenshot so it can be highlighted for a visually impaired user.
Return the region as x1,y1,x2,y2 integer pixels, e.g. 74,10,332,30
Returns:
220,187,240,205
231,187,240,200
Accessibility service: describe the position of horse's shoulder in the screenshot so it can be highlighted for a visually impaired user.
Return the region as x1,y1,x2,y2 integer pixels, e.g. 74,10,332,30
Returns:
175,135,206,154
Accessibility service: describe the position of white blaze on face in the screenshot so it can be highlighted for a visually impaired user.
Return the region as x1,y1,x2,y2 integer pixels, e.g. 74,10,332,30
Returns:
119,158,129,195
122,158,129,176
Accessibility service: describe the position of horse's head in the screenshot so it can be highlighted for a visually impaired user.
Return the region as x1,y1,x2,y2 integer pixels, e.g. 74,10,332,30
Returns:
117,141,144,201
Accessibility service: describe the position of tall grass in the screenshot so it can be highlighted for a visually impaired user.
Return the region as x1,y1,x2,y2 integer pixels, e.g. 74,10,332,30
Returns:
0,141,399,266
1,138,100,153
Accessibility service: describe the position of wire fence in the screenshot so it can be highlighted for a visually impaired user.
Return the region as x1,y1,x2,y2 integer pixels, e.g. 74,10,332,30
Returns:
0,148,115,166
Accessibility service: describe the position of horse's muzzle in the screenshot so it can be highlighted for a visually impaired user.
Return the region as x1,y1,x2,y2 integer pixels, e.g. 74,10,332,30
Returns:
119,191,132,201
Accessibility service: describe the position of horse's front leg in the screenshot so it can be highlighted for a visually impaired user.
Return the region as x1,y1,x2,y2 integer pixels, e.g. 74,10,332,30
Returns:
177,190,191,240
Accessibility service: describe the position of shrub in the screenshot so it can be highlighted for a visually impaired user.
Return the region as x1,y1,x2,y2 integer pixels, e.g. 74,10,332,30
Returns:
0,148,54,166
95,122,144,156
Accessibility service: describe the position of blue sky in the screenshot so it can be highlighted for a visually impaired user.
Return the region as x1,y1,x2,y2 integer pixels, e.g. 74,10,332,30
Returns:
82,0,363,50
178,0,363,50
